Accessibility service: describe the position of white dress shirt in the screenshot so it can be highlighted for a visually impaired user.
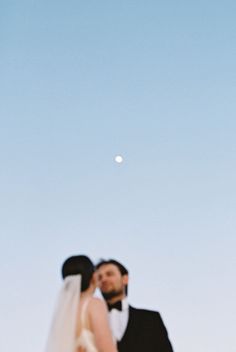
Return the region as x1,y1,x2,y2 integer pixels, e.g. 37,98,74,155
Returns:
108,297,129,342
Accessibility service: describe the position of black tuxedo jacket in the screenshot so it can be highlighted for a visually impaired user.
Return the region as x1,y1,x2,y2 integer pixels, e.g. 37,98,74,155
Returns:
117,306,173,352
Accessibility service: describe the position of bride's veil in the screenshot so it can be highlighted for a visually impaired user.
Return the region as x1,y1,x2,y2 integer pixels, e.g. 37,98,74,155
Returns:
45,274,81,352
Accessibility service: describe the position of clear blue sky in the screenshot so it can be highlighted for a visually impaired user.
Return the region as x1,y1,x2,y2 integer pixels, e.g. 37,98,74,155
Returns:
1,1,236,351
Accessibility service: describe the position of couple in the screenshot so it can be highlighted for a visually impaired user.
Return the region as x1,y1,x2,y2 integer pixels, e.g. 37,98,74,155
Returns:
45,255,174,352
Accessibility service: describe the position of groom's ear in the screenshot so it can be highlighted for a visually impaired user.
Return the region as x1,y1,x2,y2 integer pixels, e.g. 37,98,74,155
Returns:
122,274,129,285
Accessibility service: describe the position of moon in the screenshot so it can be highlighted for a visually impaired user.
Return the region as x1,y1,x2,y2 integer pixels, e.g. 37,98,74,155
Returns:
114,155,123,163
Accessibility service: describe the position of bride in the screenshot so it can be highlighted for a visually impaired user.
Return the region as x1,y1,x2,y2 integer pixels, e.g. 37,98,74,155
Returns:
45,255,118,352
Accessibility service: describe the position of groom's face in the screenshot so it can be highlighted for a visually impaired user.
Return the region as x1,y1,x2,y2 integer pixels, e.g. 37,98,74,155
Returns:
96,263,128,301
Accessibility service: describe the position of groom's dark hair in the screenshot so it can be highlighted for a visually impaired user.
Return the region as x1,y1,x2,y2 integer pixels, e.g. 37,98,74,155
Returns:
96,259,129,294
96,259,128,276
62,255,94,292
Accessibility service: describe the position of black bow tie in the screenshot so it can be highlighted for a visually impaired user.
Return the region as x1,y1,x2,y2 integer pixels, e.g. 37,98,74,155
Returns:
107,301,122,311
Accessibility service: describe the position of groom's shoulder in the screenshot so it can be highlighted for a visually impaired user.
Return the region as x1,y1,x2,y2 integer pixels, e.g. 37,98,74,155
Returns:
129,305,162,320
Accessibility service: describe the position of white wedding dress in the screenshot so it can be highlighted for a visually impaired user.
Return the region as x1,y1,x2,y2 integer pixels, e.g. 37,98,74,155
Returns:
75,298,98,352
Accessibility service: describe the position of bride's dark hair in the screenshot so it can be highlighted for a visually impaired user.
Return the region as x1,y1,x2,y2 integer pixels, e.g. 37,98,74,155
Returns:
61,255,94,292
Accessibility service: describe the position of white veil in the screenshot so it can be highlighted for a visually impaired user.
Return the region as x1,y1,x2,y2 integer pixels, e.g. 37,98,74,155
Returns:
45,274,81,352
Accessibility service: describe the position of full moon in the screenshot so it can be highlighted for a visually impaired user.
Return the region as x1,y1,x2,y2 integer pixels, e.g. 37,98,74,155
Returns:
114,155,123,163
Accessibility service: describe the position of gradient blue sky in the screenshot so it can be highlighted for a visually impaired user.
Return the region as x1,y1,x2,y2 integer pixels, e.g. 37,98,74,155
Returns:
1,1,236,351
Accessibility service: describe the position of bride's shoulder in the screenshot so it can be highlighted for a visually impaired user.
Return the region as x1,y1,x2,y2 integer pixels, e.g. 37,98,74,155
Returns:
87,297,107,313
89,296,106,306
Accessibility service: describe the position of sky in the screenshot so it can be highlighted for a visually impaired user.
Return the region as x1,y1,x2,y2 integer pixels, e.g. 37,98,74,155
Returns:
0,1,236,351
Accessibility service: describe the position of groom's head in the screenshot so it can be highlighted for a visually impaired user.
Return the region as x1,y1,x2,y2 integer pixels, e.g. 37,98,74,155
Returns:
96,259,129,303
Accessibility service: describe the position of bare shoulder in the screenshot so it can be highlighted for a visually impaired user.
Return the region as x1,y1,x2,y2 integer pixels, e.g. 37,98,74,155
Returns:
87,297,107,313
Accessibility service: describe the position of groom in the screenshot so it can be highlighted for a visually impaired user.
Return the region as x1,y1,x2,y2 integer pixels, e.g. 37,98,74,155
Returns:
96,259,174,352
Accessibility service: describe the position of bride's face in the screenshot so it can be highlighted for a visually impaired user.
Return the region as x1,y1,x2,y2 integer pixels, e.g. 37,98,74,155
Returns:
92,272,98,288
